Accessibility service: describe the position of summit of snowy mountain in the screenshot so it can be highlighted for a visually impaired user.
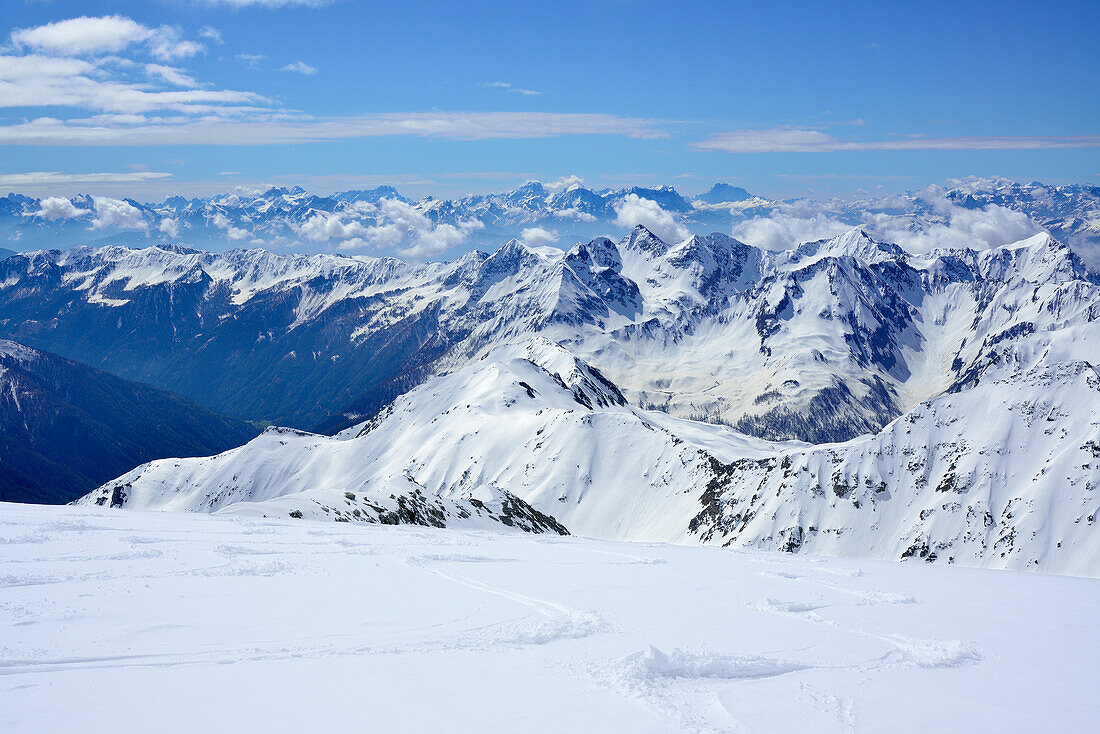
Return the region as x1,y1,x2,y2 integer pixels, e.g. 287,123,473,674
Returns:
788,228,908,265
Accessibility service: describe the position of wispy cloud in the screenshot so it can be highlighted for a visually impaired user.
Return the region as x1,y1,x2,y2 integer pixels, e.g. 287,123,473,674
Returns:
0,16,657,151
203,0,334,7
0,112,667,146
280,60,317,75
694,127,1100,153
144,63,201,88
480,81,542,96
235,53,266,69
199,27,223,44
0,54,269,113
0,171,172,188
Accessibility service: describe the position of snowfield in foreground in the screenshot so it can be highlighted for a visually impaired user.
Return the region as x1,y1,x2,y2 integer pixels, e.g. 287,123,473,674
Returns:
1,503,1096,733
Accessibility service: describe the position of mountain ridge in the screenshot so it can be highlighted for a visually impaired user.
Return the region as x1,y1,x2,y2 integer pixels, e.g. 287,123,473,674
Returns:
0,340,259,504
77,340,1100,575
1,227,1095,448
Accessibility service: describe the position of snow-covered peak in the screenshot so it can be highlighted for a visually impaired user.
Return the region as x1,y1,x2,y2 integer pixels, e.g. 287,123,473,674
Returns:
973,231,1094,284
620,225,670,257
0,339,39,366
788,228,908,267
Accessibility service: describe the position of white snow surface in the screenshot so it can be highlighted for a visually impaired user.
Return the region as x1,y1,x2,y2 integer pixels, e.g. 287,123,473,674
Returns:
1,502,1096,733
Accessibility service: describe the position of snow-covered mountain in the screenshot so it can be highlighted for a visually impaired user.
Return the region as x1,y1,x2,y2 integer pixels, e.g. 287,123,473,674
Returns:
2,178,1096,261
0,182,724,255
77,338,1100,574
1,226,1096,447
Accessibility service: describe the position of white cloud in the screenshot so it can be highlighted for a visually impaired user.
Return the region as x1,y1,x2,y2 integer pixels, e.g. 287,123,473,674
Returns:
204,0,333,7
864,194,1042,253
0,171,171,188
298,212,368,241
146,27,204,62
10,16,203,62
520,226,558,247
694,127,1100,154
544,175,584,192
341,198,485,258
11,16,153,56
0,112,666,146
0,27,663,149
732,212,851,251
158,217,181,238
555,207,597,222
730,190,1044,254
480,80,541,96
199,27,223,44
0,54,268,114
90,197,146,229
210,211,251,240
613,193,689,242
144,64,200,88
280,61,317,75
34,197,90,220
235,53,266,69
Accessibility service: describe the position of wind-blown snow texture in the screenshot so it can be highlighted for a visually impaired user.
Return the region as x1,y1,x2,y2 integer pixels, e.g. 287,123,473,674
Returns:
1,503,1097,733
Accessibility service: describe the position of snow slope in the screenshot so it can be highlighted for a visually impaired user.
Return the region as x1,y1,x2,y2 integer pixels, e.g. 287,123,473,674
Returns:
1,502,1097,733
78,341,1100,575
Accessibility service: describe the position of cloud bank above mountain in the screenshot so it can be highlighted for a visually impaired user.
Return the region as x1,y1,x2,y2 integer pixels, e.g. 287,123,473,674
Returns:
731,184,1046,254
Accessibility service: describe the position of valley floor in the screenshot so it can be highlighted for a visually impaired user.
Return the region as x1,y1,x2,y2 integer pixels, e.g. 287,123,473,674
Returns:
1,503,1097,733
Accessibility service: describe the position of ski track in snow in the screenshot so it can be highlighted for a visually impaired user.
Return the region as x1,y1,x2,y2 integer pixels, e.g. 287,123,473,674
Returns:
1,503,1097,733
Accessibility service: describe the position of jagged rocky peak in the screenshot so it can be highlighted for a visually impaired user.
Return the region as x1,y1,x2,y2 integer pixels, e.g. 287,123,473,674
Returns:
479,238,540,272
620,224,671,256
517,338,627,408
566,236,623,271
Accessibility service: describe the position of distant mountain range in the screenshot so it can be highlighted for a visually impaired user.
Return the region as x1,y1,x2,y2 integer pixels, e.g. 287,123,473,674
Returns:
3,190,1097,572
0,340,258,504
1,225,1095,445
2,179,1097,260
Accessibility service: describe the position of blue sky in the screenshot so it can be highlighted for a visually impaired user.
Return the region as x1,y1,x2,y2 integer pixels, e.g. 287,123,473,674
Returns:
1,0,1097,200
